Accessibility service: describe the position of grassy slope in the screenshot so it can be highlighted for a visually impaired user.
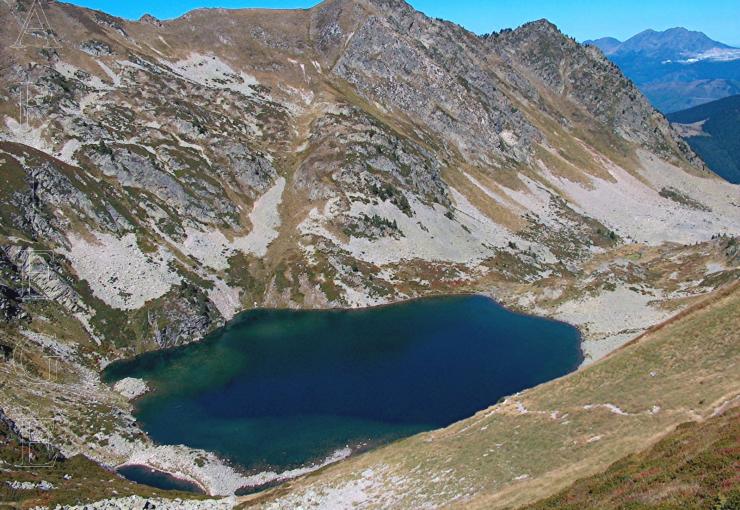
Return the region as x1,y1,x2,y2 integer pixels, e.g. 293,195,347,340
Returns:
667,94,740,184
248,283,740,509
524,406,739,510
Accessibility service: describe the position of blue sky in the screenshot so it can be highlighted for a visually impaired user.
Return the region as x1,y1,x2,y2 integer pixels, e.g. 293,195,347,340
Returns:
65,0,740,45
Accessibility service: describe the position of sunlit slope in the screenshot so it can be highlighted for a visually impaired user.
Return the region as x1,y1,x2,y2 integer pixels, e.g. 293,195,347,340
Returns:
524,405,739,510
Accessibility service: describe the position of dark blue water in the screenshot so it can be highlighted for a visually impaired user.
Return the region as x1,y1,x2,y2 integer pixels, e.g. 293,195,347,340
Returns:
104,296,581,478
117,465,204,494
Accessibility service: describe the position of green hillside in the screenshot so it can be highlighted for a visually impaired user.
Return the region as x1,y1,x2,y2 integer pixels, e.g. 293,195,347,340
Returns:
668,94,740,183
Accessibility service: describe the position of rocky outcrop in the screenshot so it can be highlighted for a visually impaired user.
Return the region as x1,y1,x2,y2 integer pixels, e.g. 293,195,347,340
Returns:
0,407,65,464
139,14,163,28
149,284,225,348
80,39,113,57
0,284,22,322
113,378,150,400
89,146,190,211
2,245,86,313
30,160,131,235
330,5,540,166
0,408,25,441
221,144,279,198
0,250,23,322
295,106,450,207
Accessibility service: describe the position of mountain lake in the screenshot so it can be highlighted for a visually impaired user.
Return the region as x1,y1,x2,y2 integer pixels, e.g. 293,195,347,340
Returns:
104,295,582,492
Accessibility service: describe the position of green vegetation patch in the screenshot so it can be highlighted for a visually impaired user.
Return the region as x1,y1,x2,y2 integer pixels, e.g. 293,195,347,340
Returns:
369,182,413,216
659,186,711,212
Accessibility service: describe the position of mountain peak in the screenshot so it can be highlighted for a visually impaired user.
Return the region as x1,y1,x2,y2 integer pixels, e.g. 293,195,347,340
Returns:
498,18,568,43
584,36,623,55
614,27,731,58
139,13,163,27
584,26,740,112
520,18,560,33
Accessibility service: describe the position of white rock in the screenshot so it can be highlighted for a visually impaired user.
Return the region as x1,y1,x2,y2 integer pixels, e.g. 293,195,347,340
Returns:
113,378,150,400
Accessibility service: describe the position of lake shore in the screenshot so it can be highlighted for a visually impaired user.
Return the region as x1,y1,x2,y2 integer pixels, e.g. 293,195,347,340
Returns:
102,295,582,496
117,444,354,497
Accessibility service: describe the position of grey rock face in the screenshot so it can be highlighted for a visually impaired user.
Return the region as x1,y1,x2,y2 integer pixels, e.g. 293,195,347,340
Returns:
30,161,130,235
87,145,239,227
80,40,114,57
4,246,86,313
310,0,349,58
9,189,66,247
93,12,128,38
139,14,163,28
89,146,190,212
0,252,23,323
332,12,540,166
2,146,136,246
220,144,278,198
296,107,449,207
148,283,224,348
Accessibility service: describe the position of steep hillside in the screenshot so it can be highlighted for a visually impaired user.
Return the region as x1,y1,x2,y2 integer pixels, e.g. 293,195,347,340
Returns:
525,405,740,510
250,283,740,509
0,0,738,502
586,28,740,112
669,94,740,184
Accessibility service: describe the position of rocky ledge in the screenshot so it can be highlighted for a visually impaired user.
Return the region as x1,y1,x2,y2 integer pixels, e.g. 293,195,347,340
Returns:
113,378,151,400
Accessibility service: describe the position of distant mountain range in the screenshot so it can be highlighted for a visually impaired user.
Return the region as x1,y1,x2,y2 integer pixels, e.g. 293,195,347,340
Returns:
668,94,740,184
586,28,740,113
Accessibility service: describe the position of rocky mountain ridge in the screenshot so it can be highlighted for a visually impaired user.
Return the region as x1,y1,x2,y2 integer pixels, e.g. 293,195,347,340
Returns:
0,0,738,503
